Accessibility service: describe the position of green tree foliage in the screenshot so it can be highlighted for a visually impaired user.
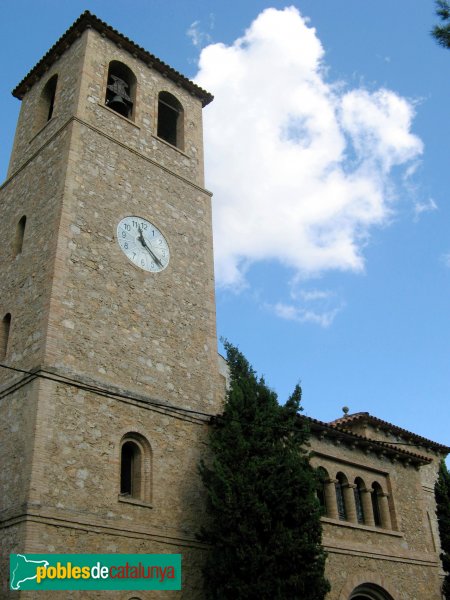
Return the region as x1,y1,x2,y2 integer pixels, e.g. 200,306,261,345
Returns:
436,460,450,599
432,0,450,48
199,341,330,599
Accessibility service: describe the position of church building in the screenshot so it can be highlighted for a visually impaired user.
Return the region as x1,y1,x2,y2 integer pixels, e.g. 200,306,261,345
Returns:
309,411,449,599
0,12,448,600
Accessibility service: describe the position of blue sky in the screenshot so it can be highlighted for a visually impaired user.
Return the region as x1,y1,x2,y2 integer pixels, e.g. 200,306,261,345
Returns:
0,1,449,450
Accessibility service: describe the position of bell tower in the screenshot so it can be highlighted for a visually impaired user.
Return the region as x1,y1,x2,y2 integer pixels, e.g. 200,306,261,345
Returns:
0,12,222,598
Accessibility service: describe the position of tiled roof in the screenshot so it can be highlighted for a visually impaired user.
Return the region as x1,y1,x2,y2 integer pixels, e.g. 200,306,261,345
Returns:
307,416,433,466
12,10,213,106
329,412,450,453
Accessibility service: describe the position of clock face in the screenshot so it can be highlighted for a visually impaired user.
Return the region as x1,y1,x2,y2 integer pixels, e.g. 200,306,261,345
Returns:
117,216,170,272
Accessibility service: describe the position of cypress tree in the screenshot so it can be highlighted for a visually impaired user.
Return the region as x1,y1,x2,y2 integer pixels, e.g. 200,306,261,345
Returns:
435,460,450,599
199,341,330,599
432,0,450,48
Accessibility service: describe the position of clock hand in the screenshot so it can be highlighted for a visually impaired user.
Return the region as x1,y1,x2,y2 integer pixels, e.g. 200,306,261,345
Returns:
138,227,164,267
137,226,146,248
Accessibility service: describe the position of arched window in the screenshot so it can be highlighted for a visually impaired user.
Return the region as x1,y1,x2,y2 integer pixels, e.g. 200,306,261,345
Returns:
35,75,58,132
335,472,347,521
119,433,152,503
105,61,136,120
121,440,141,497
14,216,26,257
371,482,383,527
354,477,365,524
1,314,11,360
316,467,329,516
157,91,184,150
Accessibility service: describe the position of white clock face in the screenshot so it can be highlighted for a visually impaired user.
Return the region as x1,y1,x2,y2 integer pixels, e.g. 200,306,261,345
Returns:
117,216,170,272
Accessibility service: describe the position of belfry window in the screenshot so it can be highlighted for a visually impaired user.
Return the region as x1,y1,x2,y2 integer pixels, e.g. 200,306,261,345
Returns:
1,314,11,360
35,75,58,132
157,91,184,150
14,216,26,257
105,61,136,120
119,433,152,504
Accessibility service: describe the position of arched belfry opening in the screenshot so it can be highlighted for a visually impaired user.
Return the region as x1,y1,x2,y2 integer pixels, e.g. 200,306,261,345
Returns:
105,61,136,120
35,74,58,132
157,91,184,150
349,582,395,600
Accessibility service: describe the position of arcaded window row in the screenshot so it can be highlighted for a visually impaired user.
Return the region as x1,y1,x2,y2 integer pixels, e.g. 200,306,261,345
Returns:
35,61,185,150
316,467,393,530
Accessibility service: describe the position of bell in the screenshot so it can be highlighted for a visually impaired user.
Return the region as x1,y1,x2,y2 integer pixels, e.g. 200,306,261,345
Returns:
107,94,130,118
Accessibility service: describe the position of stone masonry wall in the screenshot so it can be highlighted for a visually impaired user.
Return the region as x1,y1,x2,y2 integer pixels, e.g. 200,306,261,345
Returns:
325,553,442,600
26,378,210,535
78,30,206,187
8,34,87,178
0,129,72,382
43,116,220,414
0,381,39,517
1,374,212,599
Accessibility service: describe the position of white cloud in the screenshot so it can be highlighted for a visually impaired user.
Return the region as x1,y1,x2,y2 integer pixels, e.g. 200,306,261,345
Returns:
297,289,332,302
194,7,423,288
187,19,213,48
270,302,342,328
413,197,437,220
266,284,343,327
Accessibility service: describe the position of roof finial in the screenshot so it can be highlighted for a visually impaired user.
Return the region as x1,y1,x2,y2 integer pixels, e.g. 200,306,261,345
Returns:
342,406,349,415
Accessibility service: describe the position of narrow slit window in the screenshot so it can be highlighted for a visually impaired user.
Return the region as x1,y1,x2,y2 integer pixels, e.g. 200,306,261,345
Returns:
14,216,26,256
1,314,11,360
157,92,184,150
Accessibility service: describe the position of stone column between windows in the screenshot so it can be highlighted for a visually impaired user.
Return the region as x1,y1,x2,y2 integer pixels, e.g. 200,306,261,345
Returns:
343,483,358,523
379,492,392,529
324,478,339,520
361,487,375,526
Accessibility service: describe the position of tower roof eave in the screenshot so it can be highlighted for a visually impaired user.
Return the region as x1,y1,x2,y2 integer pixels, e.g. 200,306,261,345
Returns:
307,417,433,467
329,412,450,454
